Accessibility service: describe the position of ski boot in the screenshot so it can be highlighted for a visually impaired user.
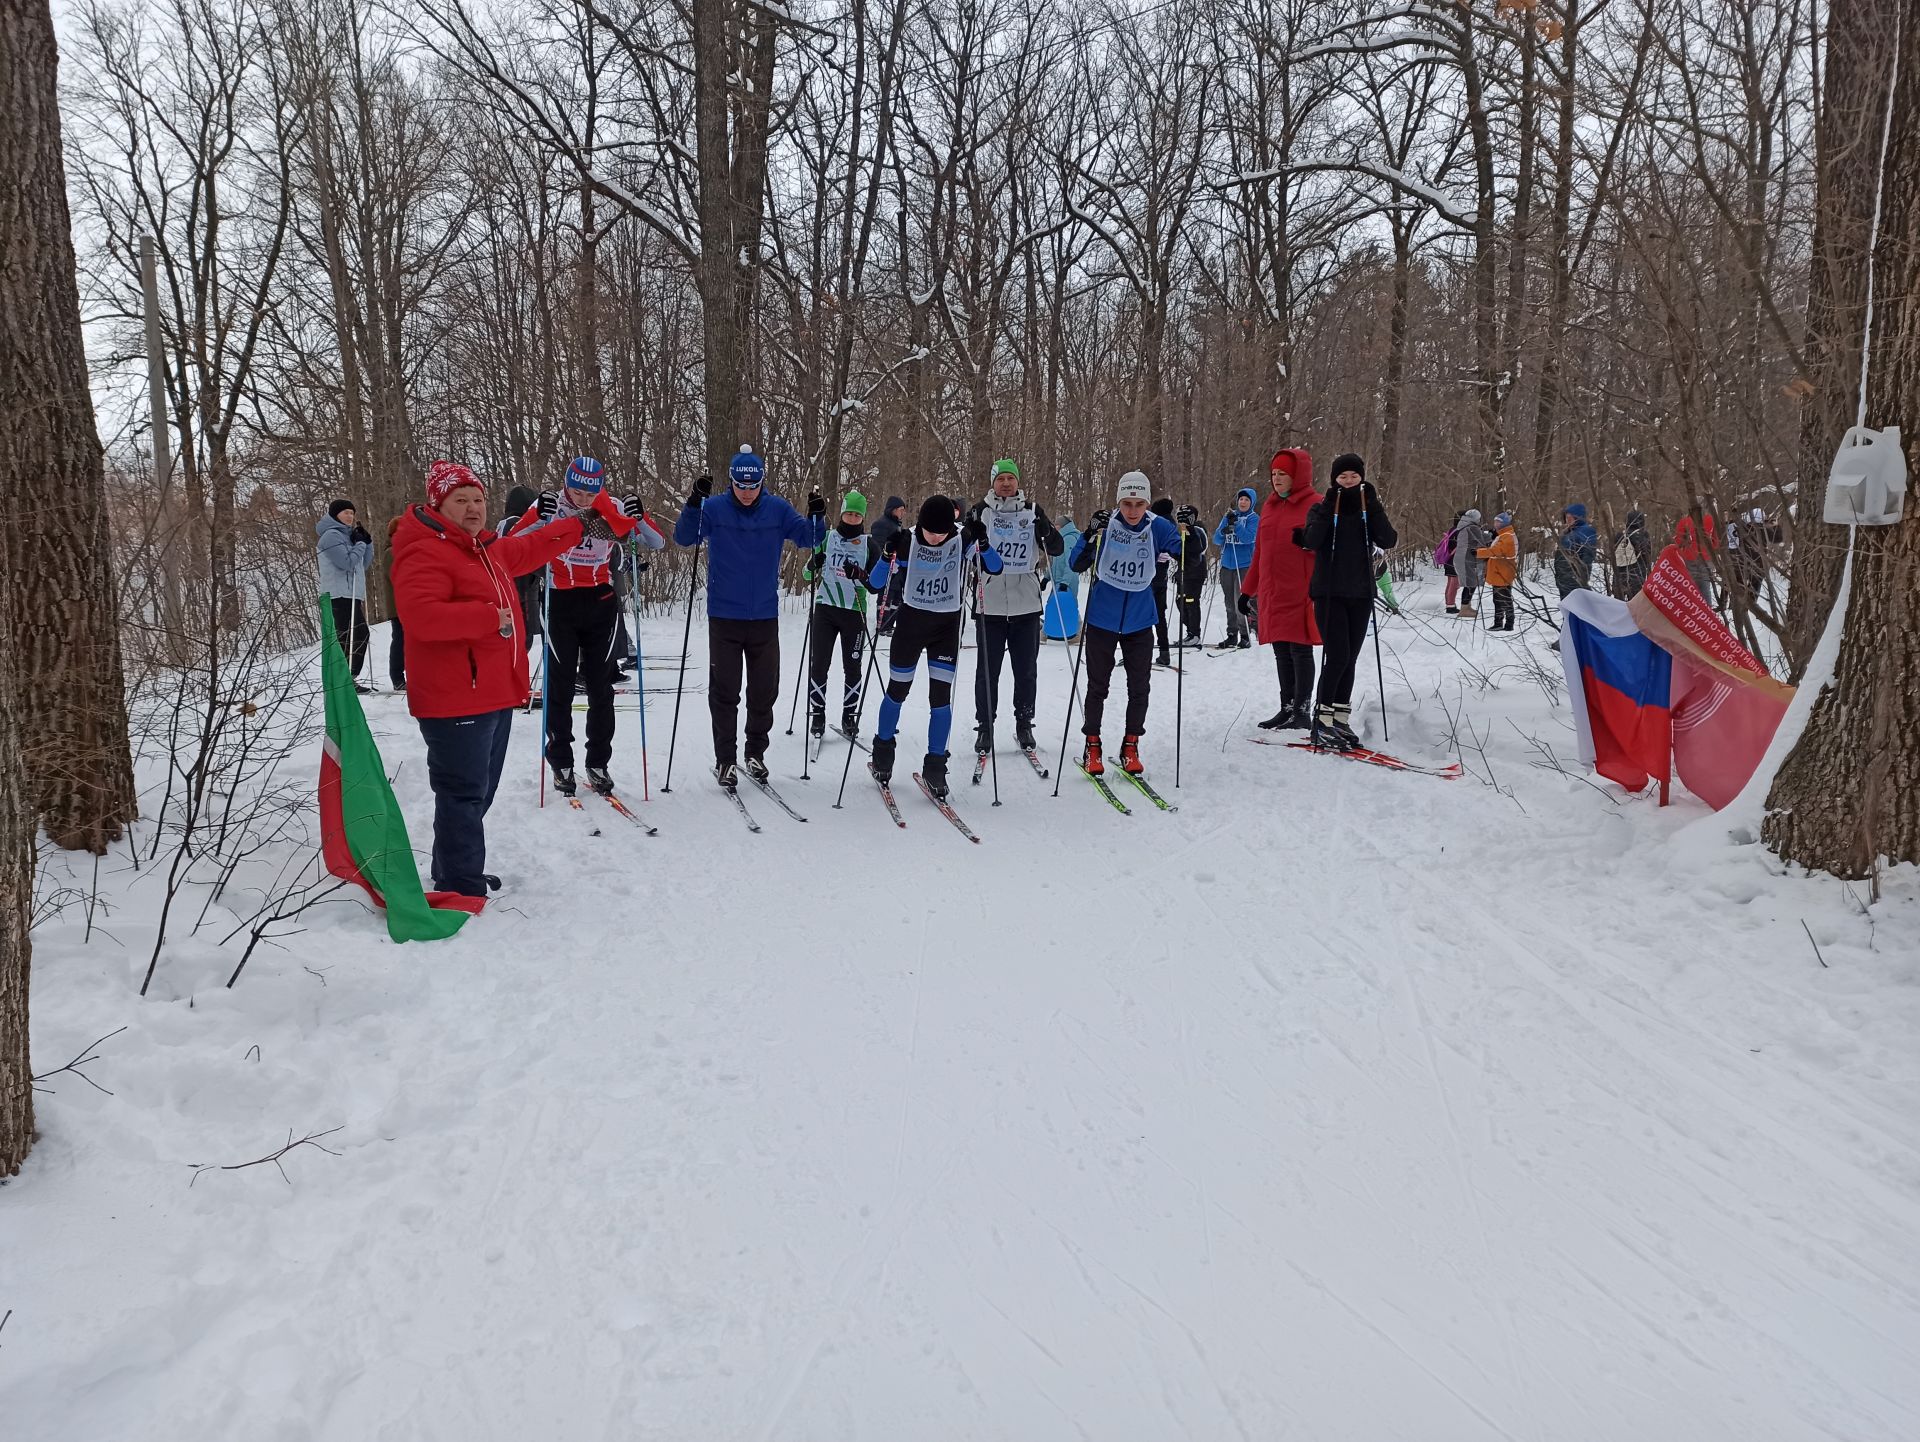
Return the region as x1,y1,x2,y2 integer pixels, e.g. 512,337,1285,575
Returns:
551,765,577,796
714,761,739,790
809,710,826,738
1309,708,1354,751
1014,714,1037,751
1081,736,1106,776
842,705,860,736
1331,705,1360,749
1236,637,1253,649
743,752,770,784
870,735,897,785
974,723,993,757
586,766,615,795
924,751,950,799
1120,736,1145,776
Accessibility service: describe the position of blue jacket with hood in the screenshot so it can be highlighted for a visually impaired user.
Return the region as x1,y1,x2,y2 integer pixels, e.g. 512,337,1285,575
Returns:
1212,489,1260,571
674,490,824,620
1069,513,1184,634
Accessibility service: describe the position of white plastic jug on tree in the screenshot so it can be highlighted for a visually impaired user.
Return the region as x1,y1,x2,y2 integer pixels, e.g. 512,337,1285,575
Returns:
1822,425,1907,526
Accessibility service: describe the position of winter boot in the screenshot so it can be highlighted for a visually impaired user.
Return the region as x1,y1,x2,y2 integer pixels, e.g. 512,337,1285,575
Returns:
714,761,738,790
1236,637,1253,649
551,765,577,796
1158,647,1173,668
1257,704,1291,730
1120,736,1145,775
1212,637,1238,652
870,735,897,784
481,873,502,893
924,751,950,799
1331,705,1360,748
1081,736,1106,776
974,723,993,757
1286,702,1313,729
1014,714,1037,750
1309,707,1352,751
586,766,615,795
743,752,770,784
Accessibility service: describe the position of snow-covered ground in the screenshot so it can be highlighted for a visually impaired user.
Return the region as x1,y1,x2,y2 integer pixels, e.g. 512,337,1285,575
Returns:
9,575,1919,1441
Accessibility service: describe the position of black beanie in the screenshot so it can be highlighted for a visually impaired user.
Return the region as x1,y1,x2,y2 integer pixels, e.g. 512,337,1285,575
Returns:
1149,497,1175,520
1329,453,1366,483
916,495,958,536
328,498,357,520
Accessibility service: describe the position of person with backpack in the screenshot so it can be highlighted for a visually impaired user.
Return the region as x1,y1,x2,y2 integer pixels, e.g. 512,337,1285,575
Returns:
1476,512,1518,631
1238,448,1320,730
1211,487,1259,648
1451,508,1488,617
1301,453,1397,750
1609,510,1652,600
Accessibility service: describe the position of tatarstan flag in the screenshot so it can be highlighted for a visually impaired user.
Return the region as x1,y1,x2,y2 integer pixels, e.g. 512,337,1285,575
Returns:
318,596,477,941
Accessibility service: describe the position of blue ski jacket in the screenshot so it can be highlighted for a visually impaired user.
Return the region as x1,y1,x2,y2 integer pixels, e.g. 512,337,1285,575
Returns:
1212,489,1260,572
1070,513,1183,635
674,491,824,621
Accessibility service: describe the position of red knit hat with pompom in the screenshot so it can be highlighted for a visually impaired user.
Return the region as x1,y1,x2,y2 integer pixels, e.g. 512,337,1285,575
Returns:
425,460,484,509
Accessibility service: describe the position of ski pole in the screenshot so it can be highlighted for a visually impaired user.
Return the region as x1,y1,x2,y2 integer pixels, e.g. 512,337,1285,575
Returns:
661,537,702,793
628,542,651,800
786,565,820,737
538,568,552,807
1051,532,1100,796
1175,525,1185,788
1361,493,1388,743
833,600,887,809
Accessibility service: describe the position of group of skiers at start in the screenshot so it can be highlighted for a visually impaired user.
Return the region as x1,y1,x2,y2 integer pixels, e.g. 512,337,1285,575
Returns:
375,445,1396,900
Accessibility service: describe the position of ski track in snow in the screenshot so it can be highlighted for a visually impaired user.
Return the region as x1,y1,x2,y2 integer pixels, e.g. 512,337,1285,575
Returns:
8,578,1920,1441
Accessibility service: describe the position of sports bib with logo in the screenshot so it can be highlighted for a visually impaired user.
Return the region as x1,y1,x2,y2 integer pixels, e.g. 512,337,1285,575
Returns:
1093,516,1156,593
818,531,870,610
904,534,964,613
988,508,1036,571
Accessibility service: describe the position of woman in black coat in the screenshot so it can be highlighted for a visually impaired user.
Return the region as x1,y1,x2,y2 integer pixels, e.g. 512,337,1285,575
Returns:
1299,452,1396,750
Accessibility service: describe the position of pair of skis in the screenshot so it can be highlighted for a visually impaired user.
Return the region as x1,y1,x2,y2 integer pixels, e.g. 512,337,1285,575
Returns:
1077,760,1177,816
718,769,810,833
971,744,1050,787
869,763,980,843
560,785,660,835
1247,734,1462,779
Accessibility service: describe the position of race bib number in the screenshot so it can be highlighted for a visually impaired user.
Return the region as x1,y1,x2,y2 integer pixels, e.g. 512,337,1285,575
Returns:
905,535,964,613
1093,518,1156,593
825,532,867,576
988,509,1035,570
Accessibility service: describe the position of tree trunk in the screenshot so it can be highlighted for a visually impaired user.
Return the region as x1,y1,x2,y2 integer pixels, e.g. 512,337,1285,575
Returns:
0,0,139,854
0,626,30,1178
1782,0,1889,679
1763,7,1920,883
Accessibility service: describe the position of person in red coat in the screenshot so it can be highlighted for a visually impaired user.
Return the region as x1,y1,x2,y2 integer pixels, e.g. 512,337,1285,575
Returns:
1237,447,1321,730
392,460,636,898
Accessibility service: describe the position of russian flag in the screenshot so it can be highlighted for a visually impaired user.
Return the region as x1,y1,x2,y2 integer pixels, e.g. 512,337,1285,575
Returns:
1558,590,1673,801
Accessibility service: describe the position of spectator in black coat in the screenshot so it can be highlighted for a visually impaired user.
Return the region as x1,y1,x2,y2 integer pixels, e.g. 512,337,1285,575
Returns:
1300,453,1396,751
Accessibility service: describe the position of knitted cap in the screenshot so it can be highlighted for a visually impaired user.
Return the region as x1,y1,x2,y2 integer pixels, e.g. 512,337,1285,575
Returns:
565,456,605,493
1495,512,1513,528
425,461,483,509
841,489,868,518
991,458,1020,481
1330,452,1366,482
916,495,958,534
327,498,356,520
729,445,765,485
1116,471,1152,503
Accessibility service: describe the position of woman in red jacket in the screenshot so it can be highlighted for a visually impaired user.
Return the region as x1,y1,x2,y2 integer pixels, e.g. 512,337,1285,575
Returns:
1237,448,1321,730
392,460,635,899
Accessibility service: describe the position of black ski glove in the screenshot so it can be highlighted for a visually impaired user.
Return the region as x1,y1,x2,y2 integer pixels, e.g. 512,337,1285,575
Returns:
1088,509,1111,533
961,514,988,548
1237,592,1256,618
808,490,826,518
842,561,870,584
1291,526,1307,548
349,523,372,546
686,475,712,507
536,491,558,520
620,494,645,519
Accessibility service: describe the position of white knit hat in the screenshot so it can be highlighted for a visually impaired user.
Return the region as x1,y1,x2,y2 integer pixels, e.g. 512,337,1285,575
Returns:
1115,470,1152,503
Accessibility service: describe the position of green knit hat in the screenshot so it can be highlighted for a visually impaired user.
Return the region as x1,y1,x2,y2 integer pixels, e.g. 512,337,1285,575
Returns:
991,458,1020,482
840,489,868,518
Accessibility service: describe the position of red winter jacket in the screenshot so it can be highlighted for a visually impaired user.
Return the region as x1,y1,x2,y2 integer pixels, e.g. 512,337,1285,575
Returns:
1240,450,1321,646
391,504,590,719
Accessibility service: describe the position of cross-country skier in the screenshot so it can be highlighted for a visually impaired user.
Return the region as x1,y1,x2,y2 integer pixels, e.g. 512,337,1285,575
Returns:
672,445,825,788
516,457,665,796
805,490,878,738
392,460,638,900
870,494,910,635
1301,453,1397,750
1173,504,1209,646
1068,471,1183,776
1212,488,1259,648
862,496,1003,798
1239,448,1320,731
967,459,1063,758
